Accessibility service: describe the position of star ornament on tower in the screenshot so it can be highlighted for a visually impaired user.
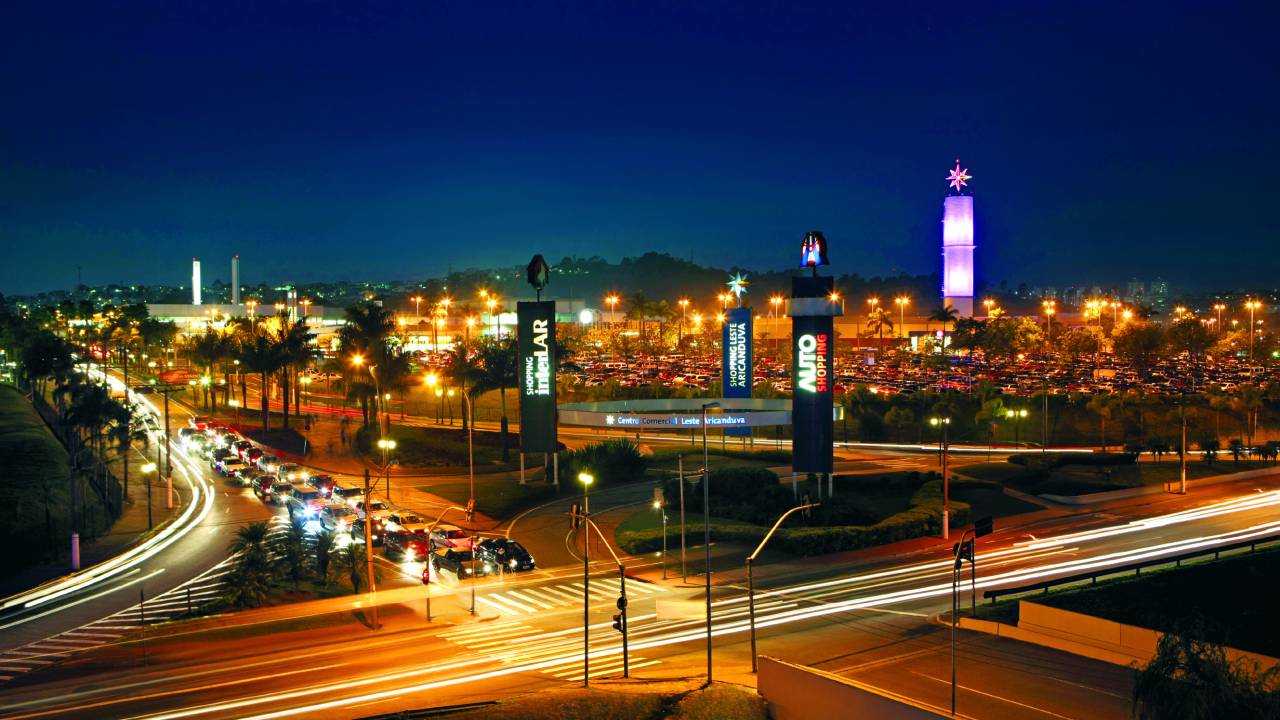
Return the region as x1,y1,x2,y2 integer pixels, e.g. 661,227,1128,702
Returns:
726,273,749,305
946,160,972,193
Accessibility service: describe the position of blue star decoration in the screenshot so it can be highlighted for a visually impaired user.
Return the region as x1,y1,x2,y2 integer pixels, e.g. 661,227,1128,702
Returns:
727,273,749,304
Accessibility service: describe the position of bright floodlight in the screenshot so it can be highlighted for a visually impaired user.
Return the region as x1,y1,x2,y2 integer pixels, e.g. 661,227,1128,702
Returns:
578,309,593,324
141,463,157,473
578,472,594,486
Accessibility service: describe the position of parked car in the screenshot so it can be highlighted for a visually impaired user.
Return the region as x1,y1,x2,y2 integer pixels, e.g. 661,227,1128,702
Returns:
475,538,535,573
277,463,306,482
332,484,367,507
429,547,477,579
320,504,357,534
288,487,327,520
430,524,472,551
383,530,430,562
306,474,336,496
385,512,428,535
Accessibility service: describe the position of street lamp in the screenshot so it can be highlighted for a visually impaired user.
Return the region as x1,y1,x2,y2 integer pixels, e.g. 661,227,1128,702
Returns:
1041,300,1056,346
700,400,720,684
747,502,818,672
1245,300,1263,365
300,298,311,320
605,295,620,325
983,298,995,317
894,296,910,338
141,462,157,529
653,499,667,580
376,438,397,500
1004,407,1028,446
578,471,594,687
1213,302,1226,331
677,298,690,347
930,416,952,539
769,295,784,351
411,295,422,320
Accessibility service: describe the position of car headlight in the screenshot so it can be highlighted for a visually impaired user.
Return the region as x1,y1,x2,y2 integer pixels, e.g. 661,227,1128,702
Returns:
405,548,415,560
510,559,518,569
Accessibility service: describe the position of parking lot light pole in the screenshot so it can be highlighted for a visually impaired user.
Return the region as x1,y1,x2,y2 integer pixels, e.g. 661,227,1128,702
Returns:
654,500,667,580
141,463,157,529
701,400,720,685
930,416,951,539
747,502,818,672
578,472,594,687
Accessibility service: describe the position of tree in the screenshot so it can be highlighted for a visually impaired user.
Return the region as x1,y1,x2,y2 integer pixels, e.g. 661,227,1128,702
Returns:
444,343,484,430
313,527,338,583
883,406,916,441
866,307,894,346
1114,322,1167,379
1231,385,1265,450
928,305,959,352
1199,437,1220,466
1167,318,1215,360
950,317,986,354
271,318,313,429
225,521,273,608
1134,627,1280,719
273,517,307,589
475,339,518,460
238,334,282,431
1087,392,1121,451
1060,326,1103,360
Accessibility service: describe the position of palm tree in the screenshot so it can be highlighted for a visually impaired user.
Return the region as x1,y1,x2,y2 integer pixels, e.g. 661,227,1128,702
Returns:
476,339,518,460
1087,392,1121,451
226,521,273,608
444,343,484,430
238,335,282,431
866,307,894,347
337,303,396,427
271,318,312,429
1231,384,1264,450
928,305,959,352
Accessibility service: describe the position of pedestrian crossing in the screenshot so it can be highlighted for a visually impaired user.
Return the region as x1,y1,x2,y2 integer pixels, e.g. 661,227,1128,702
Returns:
470,577,668,616
0,557,235,684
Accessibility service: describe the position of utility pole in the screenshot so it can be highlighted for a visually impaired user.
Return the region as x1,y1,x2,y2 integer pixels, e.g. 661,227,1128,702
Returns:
363,468,378,630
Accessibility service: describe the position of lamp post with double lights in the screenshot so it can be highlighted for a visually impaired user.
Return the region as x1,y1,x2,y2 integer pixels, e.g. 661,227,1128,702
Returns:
605,295,620,326
930,416,952,539
1245,300,1262,366
1042,300,1057,347
1213,303,1226,332
577,471,594,686
376,438,397,500
894,296,909,338
677,298,690,347
1005,407,1028,446
654,499,667,579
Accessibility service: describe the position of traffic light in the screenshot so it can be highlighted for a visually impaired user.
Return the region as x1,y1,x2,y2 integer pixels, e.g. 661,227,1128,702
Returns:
465,498,475,523
612,613,623,633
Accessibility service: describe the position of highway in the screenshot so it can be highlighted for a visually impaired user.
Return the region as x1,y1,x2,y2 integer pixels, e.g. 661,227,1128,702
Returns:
1,475,1276,720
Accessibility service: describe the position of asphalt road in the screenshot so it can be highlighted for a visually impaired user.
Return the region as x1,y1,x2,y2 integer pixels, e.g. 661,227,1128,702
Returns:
1,473,1276,720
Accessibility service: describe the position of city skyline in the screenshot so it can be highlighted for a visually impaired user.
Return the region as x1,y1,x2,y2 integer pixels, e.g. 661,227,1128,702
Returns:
3,2,1279,295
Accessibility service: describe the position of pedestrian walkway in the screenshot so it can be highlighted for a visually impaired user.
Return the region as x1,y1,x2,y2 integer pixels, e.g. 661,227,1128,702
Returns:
465,576,667,617
0,556,234,684
436,619,661,682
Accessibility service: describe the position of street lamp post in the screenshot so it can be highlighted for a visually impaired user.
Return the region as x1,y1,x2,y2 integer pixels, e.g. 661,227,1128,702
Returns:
1213,303,1226,333
1245,300,1262,369
895,296,909,339
1005,408,1027,446
678,298,689,348
141,462,157,529
577,472,594,687
654,499,667,580
377,438,396,500
930,416,951,539
701,400,720,684
747,502,818,672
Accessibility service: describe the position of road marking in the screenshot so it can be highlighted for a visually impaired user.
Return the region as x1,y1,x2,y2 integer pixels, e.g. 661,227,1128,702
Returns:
911,671,1075,719
501,590,554,610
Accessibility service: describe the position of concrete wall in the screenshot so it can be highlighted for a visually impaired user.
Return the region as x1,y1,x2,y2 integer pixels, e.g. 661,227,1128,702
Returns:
959,601,1279,670
757,655,948,720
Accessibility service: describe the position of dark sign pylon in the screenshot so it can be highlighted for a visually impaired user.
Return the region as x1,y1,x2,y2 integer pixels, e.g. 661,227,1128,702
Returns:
721,307,753,437
790,232,843,499
517,255,558,485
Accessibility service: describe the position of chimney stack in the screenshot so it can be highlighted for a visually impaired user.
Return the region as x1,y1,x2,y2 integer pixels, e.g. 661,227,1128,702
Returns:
192,258,202,306
231,255,241,305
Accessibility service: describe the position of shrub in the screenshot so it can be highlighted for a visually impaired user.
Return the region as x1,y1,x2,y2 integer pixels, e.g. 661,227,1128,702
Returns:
619,477,968,557
557,439,649,488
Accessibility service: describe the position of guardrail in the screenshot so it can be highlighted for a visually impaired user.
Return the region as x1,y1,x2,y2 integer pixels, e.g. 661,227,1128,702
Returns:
984,532,1280,604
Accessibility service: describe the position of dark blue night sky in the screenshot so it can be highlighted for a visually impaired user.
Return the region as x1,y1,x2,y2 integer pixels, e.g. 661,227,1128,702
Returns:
1,1,1276,294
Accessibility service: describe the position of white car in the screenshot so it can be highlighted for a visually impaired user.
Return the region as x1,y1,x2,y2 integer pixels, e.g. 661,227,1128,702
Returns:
431,524,473,551
355,500,391,522
320,504,357,533
385,512,429,535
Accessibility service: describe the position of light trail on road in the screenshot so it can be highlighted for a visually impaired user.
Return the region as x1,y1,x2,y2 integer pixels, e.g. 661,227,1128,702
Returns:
6,485,1266,720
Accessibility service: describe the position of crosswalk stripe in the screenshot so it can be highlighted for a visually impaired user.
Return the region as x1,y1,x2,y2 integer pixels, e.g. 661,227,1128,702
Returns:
475,596,527,614
438,622,532,640
530,585,579,602
501,590,555,610
488,592,538,612
63,631,122,638
519,587,570,604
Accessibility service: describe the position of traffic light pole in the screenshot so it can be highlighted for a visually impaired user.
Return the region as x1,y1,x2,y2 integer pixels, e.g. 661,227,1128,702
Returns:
583,516,629,679
363,469,378,631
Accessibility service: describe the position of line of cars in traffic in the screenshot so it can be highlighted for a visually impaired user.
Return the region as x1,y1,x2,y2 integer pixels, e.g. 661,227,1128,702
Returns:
179,417,535,581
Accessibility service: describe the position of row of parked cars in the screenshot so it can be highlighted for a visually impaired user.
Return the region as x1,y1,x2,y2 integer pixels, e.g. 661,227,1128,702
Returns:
179,417,534,580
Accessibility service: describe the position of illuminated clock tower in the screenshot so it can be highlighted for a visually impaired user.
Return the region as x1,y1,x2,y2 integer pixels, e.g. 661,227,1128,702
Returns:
941,160,975,317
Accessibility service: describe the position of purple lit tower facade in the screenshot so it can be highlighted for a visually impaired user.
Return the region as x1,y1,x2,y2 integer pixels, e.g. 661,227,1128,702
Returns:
941,160,975,317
